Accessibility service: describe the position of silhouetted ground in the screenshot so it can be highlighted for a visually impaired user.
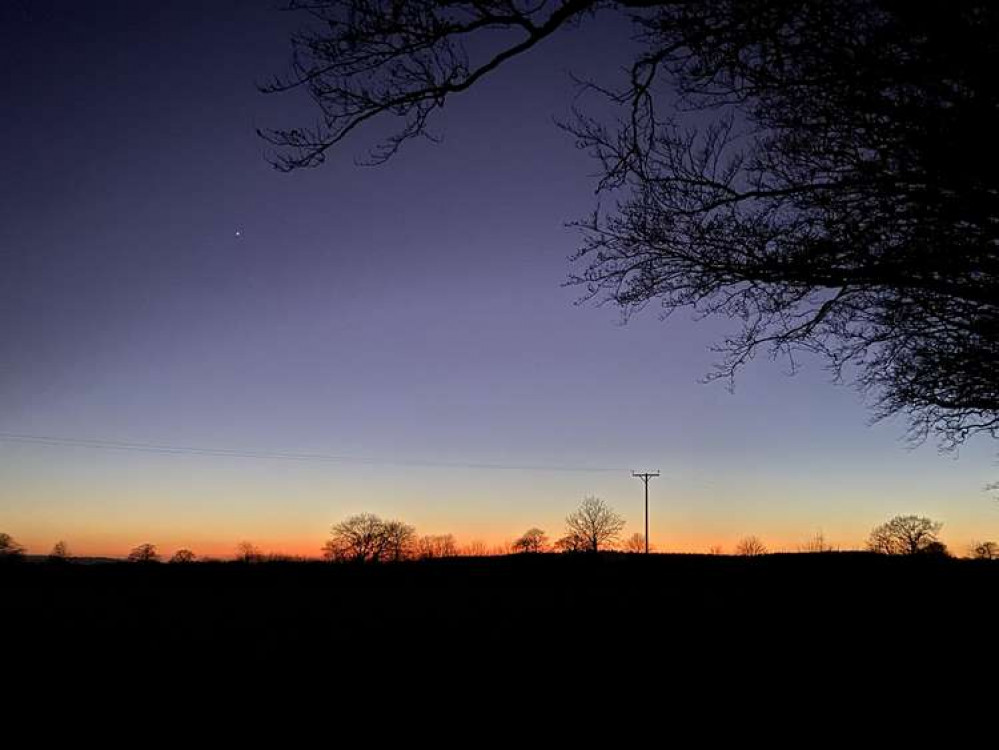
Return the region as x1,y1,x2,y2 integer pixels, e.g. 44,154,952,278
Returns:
5,553,997,684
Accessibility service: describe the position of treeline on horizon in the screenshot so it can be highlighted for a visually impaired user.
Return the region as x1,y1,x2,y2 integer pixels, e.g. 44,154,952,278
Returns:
2,496,998,564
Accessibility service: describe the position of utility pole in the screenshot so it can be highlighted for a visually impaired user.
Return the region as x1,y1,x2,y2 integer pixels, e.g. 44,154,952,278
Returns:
632,471,660,554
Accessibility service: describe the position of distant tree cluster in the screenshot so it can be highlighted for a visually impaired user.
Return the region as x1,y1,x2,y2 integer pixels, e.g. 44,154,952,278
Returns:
0,535,201,564
971,541,998,560
319,514,470,562
552,534,585,553
127,543,160,563
3,535,204,565
322,513,418,563
418,534,458,559
512,528,548,554
624,533,648,554
461,540,489,557
235,541,265,563
7,507,989,566
322,497,630,563
799,532,834,554
170,549,197,564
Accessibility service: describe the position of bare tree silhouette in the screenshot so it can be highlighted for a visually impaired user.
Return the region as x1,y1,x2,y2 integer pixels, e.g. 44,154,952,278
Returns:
735,536,767,557
383,520,418,562
235,541,264,563
324,513,386,562
491,541,514,556
461,540,488,557
127,543,160,563
552,534,589,552
48,541,70,562
417,534,458,559
798,532,833,553
564,497,625,553
261,2,999,449
512,528,548,554
867,515,943,555
323,513,417,563
170,549,197,564
624,533,647,554
554,533,588,553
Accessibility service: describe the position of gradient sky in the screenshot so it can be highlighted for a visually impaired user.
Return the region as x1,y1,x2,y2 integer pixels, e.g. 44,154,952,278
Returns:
2,1,997,558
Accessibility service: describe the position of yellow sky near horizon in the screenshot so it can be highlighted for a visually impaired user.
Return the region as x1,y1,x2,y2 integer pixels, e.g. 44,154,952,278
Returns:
3,432,997,560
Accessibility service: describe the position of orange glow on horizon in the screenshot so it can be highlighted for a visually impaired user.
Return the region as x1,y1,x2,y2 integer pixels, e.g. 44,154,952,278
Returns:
11,528,879,560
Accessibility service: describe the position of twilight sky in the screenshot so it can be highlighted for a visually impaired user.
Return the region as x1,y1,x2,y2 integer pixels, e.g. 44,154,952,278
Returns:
2,1,997,558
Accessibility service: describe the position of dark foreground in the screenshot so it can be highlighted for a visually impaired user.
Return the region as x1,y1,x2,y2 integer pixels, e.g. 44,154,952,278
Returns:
6,552,995,734
6,553,998,674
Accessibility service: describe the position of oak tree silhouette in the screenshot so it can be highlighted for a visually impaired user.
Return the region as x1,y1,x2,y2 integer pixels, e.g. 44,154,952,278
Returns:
261,1,999,449
323,513,417,562
866,515,943,556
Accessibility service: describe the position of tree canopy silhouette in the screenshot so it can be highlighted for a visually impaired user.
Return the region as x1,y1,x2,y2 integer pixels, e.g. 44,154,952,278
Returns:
512,528,549,553
127,543,160,563
235,541,264,563
867,515,943,555
417,534,458,559
564,496,625,552
262,1,999,449
624,533,647,554
553,532,588,553
323,513,417,562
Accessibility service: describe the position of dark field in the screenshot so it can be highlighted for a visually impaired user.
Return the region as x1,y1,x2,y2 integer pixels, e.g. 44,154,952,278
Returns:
5,553,998,677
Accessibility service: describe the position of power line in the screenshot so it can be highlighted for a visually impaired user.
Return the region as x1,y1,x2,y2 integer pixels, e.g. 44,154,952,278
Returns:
0,432,626,474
